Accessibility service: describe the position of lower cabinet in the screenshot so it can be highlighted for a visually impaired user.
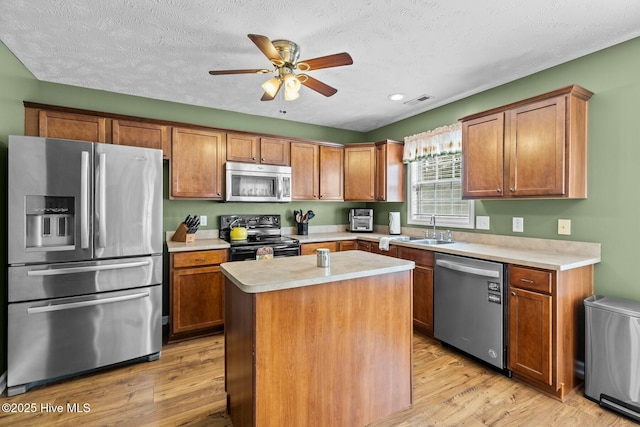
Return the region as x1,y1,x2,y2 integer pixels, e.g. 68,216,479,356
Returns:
169,249,228,341
507,264,594,401
397,247,434,337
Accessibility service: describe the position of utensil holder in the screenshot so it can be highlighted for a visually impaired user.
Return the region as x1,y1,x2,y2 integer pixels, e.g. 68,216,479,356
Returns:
172,223,196,243
296,222,308,235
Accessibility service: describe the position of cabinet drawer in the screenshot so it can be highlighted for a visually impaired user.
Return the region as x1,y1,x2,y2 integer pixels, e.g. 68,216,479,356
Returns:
397,247,434,267
509,265,553,294
300,241,339,255
172,250,228,268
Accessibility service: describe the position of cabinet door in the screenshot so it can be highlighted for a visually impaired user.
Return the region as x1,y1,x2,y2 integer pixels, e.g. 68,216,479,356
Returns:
508,97,566,196
300,241,338,255
413,265,434,337
291,142,319,200
508,286,553,385
171,265,225,335
38,110,107,143
171,127,225,199
319,145,344,201
338,240,357,251
260,137,290,165
112,119,170,159
356,241,372,251
227,133,259,163
344,145,375,201
376,141,405,202
462,112,505,198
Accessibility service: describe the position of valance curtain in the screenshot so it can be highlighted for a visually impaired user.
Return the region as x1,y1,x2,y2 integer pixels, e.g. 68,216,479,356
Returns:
402,122,462,163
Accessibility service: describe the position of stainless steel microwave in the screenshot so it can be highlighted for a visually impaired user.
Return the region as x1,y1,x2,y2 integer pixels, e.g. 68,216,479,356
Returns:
225,162,292,202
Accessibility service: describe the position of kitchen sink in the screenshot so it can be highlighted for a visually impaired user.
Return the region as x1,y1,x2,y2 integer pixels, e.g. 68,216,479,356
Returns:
409,238,456,245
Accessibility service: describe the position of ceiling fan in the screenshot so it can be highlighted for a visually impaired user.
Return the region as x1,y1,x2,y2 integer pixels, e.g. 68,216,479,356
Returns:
209,34,353,101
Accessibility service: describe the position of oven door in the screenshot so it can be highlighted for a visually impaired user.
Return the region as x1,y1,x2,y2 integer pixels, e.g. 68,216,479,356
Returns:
230,244,300,261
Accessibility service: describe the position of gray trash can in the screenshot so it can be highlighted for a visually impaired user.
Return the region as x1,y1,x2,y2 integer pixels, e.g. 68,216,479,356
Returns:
584,295,640,422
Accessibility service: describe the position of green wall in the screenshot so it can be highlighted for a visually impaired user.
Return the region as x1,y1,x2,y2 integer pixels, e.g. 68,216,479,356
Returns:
366,37,640,302
2,36,640,376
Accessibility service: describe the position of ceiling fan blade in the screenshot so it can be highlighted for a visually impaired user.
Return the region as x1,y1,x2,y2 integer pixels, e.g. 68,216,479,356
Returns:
248,34,285,66
299,75,338,97
209,69,270,75
261,80,282,101
296,52,353,71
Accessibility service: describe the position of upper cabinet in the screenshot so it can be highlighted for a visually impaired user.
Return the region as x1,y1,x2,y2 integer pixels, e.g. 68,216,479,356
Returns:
112,119,170,159
37,110,107,143
25,103,171,159
226,134,291,166
460,85,592,199
344,140,405,202
344,144,376,201
170,127,226,200
291,142,344,201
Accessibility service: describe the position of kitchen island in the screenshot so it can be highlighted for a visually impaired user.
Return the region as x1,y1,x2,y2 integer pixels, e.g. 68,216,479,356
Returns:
221,250,415,427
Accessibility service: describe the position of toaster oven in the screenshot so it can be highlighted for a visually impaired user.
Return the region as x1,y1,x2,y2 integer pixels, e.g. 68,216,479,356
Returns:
349,208,373,232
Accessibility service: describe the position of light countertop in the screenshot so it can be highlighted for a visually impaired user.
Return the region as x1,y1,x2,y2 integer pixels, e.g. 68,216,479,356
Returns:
221,250,415,293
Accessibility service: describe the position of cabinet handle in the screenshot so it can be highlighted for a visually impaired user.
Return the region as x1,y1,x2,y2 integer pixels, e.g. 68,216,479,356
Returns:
520,278,535,284
496,188,502,193
509,187,515,192
511,292,516,296
261,158,265,161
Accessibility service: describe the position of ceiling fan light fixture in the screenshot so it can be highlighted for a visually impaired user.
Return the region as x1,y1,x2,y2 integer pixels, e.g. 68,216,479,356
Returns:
283,73,301,101
261,76,281,97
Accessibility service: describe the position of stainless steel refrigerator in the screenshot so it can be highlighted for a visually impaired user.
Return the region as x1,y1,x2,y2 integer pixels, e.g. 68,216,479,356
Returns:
7,135,163,396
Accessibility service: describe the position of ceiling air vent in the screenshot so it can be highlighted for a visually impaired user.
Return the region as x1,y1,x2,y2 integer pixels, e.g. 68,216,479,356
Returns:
403,94,433,106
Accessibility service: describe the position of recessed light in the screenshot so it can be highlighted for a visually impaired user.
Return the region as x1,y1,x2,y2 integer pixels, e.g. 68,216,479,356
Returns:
388,93,405,101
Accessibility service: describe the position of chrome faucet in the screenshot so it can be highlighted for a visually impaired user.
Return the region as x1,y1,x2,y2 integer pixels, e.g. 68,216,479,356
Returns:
431,214,437,238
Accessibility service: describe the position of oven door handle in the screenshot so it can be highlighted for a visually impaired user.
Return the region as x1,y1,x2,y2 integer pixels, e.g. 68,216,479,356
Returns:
27,260,151,276
27,291,150,314
435,259,500,278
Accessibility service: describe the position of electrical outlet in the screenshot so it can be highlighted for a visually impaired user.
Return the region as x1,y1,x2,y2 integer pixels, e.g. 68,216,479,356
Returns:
200,215,207,226
558,219,571,235
476,216,490,230
512,217,524,233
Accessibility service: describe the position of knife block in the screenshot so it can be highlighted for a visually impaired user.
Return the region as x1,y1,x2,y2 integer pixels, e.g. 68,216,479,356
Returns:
172,223,195,243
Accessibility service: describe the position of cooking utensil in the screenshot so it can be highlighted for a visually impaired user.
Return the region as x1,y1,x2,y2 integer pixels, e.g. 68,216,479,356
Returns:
306,210,315,221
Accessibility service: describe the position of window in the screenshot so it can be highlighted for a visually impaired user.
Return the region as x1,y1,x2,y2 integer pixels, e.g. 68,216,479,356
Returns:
407,152,474,228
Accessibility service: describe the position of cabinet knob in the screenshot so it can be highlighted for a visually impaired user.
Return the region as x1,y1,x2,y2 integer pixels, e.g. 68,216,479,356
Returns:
496,188,502,193
252,157,256,160
511,292,516,296
261,158,265,161
509,187,515,192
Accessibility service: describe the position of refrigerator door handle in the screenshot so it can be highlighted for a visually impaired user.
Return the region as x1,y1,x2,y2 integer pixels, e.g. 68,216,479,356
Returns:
80,151,90,249
26,291,150,314
435,259,500,278
27,260,151,276
97,152,107,248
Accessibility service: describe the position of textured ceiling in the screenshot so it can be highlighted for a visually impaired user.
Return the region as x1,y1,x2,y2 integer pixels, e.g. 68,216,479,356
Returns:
2,0,640,132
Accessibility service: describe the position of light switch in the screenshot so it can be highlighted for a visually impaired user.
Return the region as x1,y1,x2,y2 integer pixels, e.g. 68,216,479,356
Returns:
200,215,207,226
558,219,571,235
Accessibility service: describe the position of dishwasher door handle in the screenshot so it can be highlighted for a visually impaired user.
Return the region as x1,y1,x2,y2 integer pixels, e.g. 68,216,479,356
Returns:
436,259,500,278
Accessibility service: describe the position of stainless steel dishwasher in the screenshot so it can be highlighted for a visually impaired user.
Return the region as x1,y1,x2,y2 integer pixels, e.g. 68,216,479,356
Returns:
434,253,508,372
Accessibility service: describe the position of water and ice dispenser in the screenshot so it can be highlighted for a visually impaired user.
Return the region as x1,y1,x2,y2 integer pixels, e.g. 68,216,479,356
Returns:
25,195,74,250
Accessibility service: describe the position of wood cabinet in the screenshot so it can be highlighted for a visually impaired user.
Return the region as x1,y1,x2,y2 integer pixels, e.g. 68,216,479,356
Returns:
227,134,290,165
375,140,405,202
344,144,376,201
344,140,405,202
36,110,107,143
291,142,344,201
356,240,397,257
461,85,592,199
397,246,434,337
337,240,357,251
170,127,226,199
169,249,229,341
507,263,594,401
300,241,339,255
112,119,170,159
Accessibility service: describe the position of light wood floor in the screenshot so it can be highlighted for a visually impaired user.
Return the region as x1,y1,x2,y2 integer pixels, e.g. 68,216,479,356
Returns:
0,332,634,426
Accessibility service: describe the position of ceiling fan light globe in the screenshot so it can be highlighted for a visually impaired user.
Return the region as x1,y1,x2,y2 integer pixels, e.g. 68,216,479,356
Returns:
283,73,301,91
284,87,300,101
261,77,281,97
